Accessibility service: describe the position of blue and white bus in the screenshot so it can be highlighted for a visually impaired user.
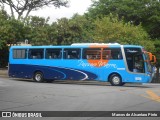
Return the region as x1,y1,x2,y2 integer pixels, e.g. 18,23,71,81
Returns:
8,43,153,86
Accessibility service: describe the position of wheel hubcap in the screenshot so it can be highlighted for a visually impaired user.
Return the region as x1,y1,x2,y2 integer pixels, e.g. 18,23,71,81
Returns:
113,76,120,85
35,74,42,81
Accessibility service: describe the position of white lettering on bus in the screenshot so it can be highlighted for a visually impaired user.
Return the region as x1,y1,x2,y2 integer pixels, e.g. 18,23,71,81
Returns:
78,60,117,68
78,60,94,68
104,64,117,68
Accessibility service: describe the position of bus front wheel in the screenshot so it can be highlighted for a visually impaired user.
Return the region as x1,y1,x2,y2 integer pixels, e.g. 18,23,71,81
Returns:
109,74,124,86
33,72,44,82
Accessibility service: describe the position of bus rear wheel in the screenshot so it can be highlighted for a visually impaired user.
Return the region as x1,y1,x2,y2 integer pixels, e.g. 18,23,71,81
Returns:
109,74,124,86
33,72,44,82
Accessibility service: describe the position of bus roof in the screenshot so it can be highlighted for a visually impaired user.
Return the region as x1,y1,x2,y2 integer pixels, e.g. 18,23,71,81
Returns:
10,43,143,49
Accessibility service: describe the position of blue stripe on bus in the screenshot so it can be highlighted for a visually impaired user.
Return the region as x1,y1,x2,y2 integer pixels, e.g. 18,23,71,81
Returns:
9,64,98,80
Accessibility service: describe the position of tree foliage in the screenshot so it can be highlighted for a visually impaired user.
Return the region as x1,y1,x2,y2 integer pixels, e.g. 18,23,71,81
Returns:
88,0,160,39
0,8,8,49
0,6,156,50
26,14,94,46
92,15,155,51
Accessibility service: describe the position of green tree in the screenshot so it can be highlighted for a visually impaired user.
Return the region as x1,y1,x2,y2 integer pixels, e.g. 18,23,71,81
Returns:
92,16,155,51
0,8,9,49
70,14,94,43
25,16,52,45
46,22,58,45
0,8,9,67
55,14,94,45
88,0,160,39
0,8,27,46
56,17,70,45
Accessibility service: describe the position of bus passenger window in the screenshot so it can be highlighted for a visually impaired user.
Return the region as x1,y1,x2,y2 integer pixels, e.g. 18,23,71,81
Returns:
83,49,101,60
103,48,122,60
46,49,62,59
102,50,111,59
29,49,44,59
63,49,80,59
13,49,27,59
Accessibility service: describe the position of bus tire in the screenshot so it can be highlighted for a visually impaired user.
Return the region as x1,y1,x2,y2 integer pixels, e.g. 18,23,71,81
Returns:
109,74,123,86
33,71,44,82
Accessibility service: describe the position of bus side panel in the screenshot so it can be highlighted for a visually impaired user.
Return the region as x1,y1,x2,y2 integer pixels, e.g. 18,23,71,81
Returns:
122,72,151,83
9,64,98,80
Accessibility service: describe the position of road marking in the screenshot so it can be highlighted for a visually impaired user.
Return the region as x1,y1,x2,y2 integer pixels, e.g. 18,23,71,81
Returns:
142,90,160,102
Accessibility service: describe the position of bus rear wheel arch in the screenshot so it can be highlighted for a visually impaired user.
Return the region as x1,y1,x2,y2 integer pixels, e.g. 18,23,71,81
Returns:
109,73,125,86
33,71,44,82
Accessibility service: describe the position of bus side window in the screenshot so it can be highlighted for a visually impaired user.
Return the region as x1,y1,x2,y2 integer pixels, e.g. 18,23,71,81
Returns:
86,55,92,59
83,49,101,60
102,50,111,59
63,49,81,59
46,49,62,59
29,49,44,59
13,49,27,59
103,48,122,60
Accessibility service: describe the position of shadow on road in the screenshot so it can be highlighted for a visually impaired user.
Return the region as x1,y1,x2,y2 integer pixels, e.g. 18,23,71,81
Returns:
9,78,155,88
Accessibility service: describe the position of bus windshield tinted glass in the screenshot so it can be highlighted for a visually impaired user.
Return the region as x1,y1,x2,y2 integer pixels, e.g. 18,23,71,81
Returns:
124,48,145,73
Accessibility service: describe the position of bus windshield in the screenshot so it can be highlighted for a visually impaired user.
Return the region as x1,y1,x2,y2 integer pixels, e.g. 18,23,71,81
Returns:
124,48,145,73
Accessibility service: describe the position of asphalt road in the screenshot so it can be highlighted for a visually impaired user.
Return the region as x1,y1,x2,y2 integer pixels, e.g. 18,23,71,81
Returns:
0,77,160,120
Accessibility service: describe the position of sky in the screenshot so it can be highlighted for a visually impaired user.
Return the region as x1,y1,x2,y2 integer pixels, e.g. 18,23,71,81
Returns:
3,0,93,23
29,0,93,23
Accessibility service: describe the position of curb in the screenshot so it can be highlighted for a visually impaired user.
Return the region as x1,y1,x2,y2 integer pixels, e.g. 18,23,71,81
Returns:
0,75,8,78
0,69,8,78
